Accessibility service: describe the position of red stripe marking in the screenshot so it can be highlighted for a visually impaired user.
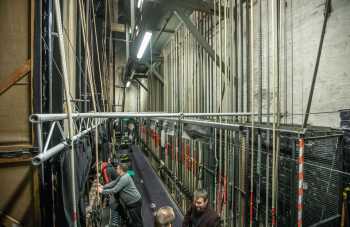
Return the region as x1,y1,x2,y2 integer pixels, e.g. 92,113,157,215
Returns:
224,176,228,204
181,143,185,162
165,143,169,159
298,172,304,180
186,144,190,170
72,211,77,221
171,144,174,160
298,220,303,227
298,156,304,164
250,192,254,224
298,188,304,196
272,208,276,226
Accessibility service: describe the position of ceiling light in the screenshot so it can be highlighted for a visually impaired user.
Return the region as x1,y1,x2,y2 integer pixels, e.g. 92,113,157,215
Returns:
137,31,152,59
137,0,143,9
126,81,131,87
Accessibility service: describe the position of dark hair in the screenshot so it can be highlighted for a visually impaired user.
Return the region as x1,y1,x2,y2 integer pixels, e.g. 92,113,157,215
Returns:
111,158,119,167
118,163,129,172
193,189,208,201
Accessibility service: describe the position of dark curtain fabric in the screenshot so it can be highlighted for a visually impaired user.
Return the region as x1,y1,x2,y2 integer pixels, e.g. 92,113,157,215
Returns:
97,127,109,161
90,127,109,162
60,137,92,227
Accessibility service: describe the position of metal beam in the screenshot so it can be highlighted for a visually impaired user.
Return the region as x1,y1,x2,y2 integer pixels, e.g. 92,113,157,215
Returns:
302,0,331,128
168,0,213,13
135,78,149,92
146,63,164,85
130,0,135,33
174,9,226,73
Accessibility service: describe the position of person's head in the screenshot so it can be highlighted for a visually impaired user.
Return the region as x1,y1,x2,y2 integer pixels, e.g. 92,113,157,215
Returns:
111,158,119,168
155,206,175,227
193,189,209,213
116,163,128,176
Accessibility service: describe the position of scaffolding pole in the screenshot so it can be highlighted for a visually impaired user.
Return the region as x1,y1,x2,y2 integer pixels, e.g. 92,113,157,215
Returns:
53,0,77,225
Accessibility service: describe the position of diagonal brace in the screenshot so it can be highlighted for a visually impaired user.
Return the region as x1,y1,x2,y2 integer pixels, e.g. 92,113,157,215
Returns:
174,9,226,74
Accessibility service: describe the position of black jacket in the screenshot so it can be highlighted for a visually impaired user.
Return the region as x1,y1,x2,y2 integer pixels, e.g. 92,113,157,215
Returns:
182,205,220,227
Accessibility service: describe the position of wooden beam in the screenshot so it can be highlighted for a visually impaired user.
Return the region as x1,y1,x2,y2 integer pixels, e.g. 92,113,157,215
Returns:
0,59,31,95
0,145,33,151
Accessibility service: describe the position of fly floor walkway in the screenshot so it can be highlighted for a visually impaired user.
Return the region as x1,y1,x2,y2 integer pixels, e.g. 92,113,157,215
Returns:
102,145,183,226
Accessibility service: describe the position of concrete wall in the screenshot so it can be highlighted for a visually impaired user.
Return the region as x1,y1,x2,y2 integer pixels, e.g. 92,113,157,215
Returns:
254,0,350,128
125,82,139,111
161,0,350,128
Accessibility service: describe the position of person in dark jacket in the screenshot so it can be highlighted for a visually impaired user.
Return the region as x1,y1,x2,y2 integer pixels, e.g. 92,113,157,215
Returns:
182,189,220,227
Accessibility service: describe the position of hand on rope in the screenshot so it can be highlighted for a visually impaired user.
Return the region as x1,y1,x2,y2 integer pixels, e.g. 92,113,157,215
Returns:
97,183,103,193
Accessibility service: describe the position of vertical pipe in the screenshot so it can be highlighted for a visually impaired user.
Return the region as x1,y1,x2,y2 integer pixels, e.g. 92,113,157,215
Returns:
266,152,270,227
48,0,53,114
210,13,214,113
290,138,296,227
218,0,223,216
266,0,271,224
46,2,54,223
233,0,238,113
213,0,218,208
113,40,116,111
297,138,304,227
224,0,228,223
83,3,88,113
239,0,244,112
92,0,105,111
219,0,223,215
125,25,129,60
283,0,287,124
256,0,263,223
246,0,251,113
249,0,254,225
290,0,294,125
130,0,135,32
271,0,278,225
37,123,44,186
53,0,77,226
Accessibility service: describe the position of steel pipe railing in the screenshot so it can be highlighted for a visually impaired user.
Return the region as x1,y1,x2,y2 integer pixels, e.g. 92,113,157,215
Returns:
29,112,254,123
156,117,305,134
157,117,241,131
